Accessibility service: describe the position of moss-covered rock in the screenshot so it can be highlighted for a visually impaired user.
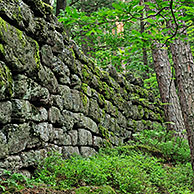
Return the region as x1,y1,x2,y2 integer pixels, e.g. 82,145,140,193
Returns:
0,61,13,98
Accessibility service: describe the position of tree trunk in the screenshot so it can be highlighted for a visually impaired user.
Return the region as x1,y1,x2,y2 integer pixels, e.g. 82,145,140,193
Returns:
170,37,194,170
56,0,67,16
145,0,185,136
152,43,185,136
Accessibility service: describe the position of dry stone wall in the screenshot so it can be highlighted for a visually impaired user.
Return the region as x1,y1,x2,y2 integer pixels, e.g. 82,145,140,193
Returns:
0,0,163,173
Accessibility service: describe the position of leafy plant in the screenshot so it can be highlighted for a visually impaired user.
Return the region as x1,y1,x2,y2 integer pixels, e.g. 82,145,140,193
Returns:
0,170,34,193
32,144,194,194
133,128,191,163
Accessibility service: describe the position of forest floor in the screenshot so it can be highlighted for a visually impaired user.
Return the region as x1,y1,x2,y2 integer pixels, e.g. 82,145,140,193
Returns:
1,129,194,194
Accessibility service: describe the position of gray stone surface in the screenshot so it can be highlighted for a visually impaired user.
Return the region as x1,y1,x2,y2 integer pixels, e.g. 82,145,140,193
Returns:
93,136,103,147
3,123,31,154
78,129,92,145
0,101,12,124
48,106,63,125
77,115,99,134
63,146,80,157
32,122,53,142
80,147,97,157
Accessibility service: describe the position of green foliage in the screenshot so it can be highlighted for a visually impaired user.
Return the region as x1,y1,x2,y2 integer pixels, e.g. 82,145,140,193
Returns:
57,0,194,77
0,170,34,193
133,128,191,164
144,73,160,96
32,139,194,194
1,131,193,194
58,2,153,73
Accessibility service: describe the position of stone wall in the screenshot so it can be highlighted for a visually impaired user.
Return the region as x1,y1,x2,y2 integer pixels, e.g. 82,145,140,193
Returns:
0,0,163,173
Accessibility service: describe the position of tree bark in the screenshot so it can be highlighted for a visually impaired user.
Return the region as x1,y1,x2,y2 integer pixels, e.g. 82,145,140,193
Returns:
56,0,67,16
145,0,185,136
170,37,194,170
152,43,185,136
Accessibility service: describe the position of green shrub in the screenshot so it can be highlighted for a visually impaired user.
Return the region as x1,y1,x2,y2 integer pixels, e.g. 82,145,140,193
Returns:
33,146,194,194
133,129,191,163
0,170,33,193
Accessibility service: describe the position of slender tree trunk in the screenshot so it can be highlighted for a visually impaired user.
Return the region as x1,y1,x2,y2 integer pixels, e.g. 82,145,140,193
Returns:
56,0,67,16
170,36,194,170
145,0,185,136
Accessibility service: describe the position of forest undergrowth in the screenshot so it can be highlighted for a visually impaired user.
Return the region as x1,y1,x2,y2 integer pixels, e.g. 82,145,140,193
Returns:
0,127,194,194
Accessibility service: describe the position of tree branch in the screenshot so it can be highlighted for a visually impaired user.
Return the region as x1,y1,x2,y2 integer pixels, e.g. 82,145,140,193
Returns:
164,0,179,44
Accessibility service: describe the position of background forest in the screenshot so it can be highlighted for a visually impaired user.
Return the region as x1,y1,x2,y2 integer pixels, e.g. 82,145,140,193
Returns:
1,0,194,193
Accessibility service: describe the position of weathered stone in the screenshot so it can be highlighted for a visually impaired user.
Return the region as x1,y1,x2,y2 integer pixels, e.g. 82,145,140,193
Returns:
0,101,12,124
0,0,31,30
41,44,54,66
1,155,22,171
0,61,13,99
117,111,127,128
32,122,53,142
77,114,99,134
0,0,164,173
51,94,63,110
80,92,90,115
71,74,82,90
52,57,71,85
99,113,111,130
59,85,72,110
131,105,140,120
104,100,118,117
14,75,51,105
89,98,101,123
59,48,76,73
52,31,64,54
123,101,132,117
0,132,8,159
53,130,71,145
75,59,85,78
112,94,123,110
81,83,92,97
110,135,121,146
31,106,48,122
69,130,78,146
48,106,63,126
71,89,81,112
117,73,127,87
38,65,58,93
2,123,31,154
11,99,31,121
62,110,77,131
93,136,103,147
106,65,118,81
20,149,47,168
0,19,40,76
78,129,92,146
63,146,80,157
80,147,96,157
